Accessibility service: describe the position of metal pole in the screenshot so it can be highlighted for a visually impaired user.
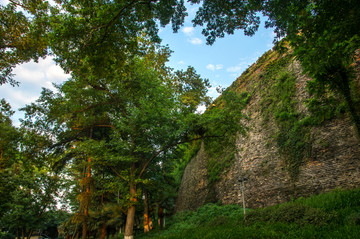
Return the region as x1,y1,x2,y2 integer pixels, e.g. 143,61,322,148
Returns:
241,181,246,220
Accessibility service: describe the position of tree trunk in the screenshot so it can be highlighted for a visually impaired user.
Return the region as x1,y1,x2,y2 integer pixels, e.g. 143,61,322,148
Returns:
82,221,87,239
26,229,33,239
343,89,360,140
124,165,137,239
100,222,107,239
124,205,136,239
82,156,91,239
82,128,93,239
100,173,107,239
158,206,164,229
143,190,151,233
338,69,360,140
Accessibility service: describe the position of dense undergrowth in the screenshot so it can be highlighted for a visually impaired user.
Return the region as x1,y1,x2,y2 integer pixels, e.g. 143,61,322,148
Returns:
136,187,360,239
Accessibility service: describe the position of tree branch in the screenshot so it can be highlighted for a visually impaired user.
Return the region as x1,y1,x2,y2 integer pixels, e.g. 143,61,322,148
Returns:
99,0,138,43
0,44,16,49
138,132,227,178
111,167,129,182
94,124,115,129
72,101,115,115
8,0,30,11
98,0,159,43
82,78,128,117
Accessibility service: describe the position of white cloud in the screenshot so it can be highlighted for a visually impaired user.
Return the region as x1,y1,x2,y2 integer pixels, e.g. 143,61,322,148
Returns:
178,60,185,65
46,63,70,83
206,64,215,71
0,0,9,5
196,104,206,114
182,26,195,36
215,64,223,70
14,66,46,84
189,37,203,45
12,57,69,85
207,85,221,99
206,64,223,71
181,25,203,45
10,90,38,109
0,57,69,125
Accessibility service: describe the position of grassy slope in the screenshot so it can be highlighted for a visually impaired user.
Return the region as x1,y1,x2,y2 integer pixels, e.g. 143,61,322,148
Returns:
137,188,360,239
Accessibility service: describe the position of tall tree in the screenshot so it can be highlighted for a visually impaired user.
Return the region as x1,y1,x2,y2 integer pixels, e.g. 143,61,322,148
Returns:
21,38,212,239
0,99,62,239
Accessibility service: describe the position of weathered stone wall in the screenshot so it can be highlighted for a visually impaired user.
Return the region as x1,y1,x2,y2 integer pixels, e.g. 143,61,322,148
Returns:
175,143,210,211
175,52,360,212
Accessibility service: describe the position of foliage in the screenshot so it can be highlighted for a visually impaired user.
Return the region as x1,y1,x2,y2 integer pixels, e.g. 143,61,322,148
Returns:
20,38,213,237
136,188,360,239
190,0,262,45
170,141,201,187
0,100,63,238
305,81,347,124
256,49,353,179
202,90,250,184
0,1,49,85
257,52,309,179
0,0,191,86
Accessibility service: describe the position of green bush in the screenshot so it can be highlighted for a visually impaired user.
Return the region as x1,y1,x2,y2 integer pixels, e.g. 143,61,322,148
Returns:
246,203,333,226
0,232,15,239
138,188,360,239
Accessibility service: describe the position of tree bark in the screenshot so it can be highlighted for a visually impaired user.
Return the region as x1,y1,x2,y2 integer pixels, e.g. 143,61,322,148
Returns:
158,206,164,229
337,69,360,140
124,164,137,239
100,173,107,239
82,128,93,239
343,89,360,140
26,229,33,239
124,204,136,239
100,222,107,239
82,221,87,239
82,156,91,239
143,190,151,233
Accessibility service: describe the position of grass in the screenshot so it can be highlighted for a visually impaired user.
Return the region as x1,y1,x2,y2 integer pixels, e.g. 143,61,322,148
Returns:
136,188,360,239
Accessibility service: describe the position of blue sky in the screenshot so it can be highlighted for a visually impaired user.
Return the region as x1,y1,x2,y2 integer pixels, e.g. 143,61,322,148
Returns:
158,4,275,97
0,1,275,125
